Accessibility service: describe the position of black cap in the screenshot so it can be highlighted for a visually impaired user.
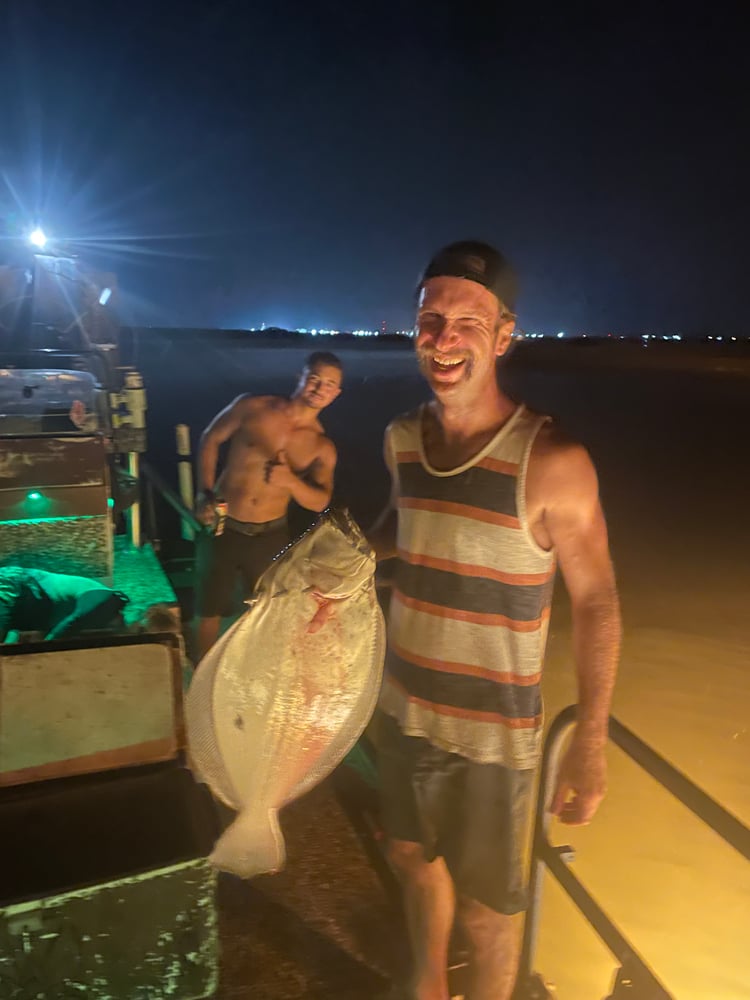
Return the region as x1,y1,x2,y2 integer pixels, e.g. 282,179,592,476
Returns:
418,240,518,312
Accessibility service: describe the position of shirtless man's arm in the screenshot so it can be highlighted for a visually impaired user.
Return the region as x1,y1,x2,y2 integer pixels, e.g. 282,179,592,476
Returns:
527,425,622,826
265,438,337,513
196,395,248,524
307,437,390,636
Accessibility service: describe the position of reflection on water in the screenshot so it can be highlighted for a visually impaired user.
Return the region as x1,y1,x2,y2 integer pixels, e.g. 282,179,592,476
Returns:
141,338,749,999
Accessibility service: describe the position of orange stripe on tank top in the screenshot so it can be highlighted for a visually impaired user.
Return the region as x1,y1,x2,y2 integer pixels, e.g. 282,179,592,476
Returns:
393,589,550,631
398,497,521,530
391,642,542,686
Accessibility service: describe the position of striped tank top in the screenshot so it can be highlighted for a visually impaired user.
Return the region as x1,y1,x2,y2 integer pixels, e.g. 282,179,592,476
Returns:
379,403,556,769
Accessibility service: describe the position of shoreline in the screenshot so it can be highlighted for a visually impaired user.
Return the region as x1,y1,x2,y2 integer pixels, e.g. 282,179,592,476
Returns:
123,326,750,378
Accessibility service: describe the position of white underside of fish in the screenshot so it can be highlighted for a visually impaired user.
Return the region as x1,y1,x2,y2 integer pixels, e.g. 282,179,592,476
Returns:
185,509,386,878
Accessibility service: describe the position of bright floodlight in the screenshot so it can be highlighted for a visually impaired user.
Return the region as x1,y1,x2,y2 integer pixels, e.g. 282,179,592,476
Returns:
29,228,47,249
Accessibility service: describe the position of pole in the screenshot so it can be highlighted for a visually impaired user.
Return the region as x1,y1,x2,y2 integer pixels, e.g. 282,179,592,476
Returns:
127,452,141,547
115,369,147,549
176,424,195,540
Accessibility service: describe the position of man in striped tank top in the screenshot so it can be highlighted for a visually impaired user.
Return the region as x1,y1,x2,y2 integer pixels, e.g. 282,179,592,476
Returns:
369,242,621,1000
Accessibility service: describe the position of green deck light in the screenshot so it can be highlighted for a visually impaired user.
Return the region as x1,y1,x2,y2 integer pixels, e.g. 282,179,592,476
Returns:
22,490,52,515
108,497,115,508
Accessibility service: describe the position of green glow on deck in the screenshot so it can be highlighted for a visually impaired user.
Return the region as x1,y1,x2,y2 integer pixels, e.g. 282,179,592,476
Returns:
113,537,178,624
0,515,100,527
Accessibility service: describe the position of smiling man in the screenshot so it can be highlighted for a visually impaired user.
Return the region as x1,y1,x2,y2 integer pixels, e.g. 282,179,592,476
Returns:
369,242,621,1000
193,351,342,660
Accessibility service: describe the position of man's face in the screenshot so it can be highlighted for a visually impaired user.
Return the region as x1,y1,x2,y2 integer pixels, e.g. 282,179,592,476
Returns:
414,276,514,399
298,363,342,410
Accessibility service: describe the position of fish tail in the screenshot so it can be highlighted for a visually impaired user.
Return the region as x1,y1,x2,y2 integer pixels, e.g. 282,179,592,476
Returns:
208,806,286,879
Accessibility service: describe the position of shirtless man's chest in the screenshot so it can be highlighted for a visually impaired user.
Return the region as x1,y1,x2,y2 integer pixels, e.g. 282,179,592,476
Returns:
219,399,324,521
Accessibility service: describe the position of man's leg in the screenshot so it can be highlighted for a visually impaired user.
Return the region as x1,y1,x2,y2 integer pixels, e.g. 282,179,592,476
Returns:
456,898,523,1000
386,838,455,1000
194,615,222,662
442,760,534,1000
192,530,236,662
378,714,457,1000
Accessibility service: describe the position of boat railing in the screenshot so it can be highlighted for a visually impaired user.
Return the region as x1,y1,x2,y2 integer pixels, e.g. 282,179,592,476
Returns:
139,459,202,548
517,704,750,999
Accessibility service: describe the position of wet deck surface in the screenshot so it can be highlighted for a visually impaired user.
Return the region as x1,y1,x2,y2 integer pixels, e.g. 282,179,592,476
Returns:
217,780,408,999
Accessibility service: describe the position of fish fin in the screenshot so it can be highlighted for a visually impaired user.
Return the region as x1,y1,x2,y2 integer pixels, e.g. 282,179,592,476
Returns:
208,806,286,879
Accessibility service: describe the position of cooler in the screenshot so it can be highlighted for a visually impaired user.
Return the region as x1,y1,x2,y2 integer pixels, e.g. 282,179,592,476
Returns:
0,632,221,999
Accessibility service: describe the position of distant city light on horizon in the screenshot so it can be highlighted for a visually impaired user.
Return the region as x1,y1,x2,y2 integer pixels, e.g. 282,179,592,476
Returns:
243,324,416,339
235,323,748,344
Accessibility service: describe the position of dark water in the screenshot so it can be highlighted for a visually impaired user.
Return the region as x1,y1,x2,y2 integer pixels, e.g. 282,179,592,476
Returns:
135,335,749,998
137,335,749,634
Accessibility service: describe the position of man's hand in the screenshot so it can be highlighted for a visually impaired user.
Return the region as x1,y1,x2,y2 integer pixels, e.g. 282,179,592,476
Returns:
264,450,296,490
549,735,607,826
195,492,218,527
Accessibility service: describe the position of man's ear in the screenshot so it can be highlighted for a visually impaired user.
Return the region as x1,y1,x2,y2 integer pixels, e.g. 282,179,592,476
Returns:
495,317,516,357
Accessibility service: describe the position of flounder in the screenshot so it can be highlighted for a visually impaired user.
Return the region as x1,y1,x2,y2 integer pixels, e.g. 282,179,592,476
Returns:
185,508,385,878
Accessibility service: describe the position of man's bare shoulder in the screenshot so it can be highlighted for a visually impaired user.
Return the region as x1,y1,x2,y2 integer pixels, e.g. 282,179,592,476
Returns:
234,394,289,415
531,419,584,459
528,420,599,502
318,433,337,457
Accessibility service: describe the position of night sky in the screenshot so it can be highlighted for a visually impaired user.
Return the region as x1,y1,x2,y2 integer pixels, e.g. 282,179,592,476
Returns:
1,2,747,335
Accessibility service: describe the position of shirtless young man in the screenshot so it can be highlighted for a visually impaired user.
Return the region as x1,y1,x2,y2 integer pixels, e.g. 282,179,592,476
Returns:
368,242,621,1000
192,351,342,660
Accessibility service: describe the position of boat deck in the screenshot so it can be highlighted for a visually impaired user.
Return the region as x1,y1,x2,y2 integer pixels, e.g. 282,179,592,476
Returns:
112,535,178,626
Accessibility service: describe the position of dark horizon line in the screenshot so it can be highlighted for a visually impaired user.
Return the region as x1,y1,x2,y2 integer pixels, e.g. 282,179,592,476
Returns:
125,325,750,343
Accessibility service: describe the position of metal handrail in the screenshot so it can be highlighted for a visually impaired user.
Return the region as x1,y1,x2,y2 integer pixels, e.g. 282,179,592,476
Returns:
518,704,750,998
140,459,203,535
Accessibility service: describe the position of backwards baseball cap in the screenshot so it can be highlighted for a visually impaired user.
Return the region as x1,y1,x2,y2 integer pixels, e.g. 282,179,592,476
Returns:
418,240,519,313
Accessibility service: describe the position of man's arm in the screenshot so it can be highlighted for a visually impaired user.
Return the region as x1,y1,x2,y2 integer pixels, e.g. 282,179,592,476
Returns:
45,589,127,639
307,435,395,634
368,500,398,562
265,439,337,512
196,396,247,522
531,431,622,825
366,434,399,561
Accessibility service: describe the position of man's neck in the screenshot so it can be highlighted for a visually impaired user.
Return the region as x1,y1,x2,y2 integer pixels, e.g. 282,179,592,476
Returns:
432,386,516,442
288,396,321,426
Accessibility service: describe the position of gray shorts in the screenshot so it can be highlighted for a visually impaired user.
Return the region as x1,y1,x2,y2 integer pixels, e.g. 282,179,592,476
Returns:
377,711,534,914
